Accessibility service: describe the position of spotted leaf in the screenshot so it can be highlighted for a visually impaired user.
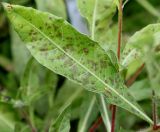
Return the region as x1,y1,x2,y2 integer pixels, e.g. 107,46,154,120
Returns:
3,3,153,124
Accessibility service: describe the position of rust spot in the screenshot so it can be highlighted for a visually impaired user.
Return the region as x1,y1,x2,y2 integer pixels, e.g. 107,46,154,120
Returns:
39,47,48,51
7,4,13,10
83,48,89,54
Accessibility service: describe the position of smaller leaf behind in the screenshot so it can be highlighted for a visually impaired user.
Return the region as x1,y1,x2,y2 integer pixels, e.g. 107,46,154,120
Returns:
122,24,160,76
49,105,71,132
78,94,98,132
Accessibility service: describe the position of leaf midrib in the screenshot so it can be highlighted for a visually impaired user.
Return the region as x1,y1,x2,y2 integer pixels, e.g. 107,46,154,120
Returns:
11,9,153,124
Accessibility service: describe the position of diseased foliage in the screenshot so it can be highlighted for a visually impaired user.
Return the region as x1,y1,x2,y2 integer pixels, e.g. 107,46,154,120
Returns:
0,0,160,131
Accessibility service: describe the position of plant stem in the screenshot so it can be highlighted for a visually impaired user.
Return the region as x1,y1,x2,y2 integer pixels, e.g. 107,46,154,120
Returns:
89,117,102,132
125,63,145,87
152,90,158,130
117,0,123,61
111,106,116,132
111,1,123,132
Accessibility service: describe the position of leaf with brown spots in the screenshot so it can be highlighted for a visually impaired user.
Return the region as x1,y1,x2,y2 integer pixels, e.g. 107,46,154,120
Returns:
3,3,153,124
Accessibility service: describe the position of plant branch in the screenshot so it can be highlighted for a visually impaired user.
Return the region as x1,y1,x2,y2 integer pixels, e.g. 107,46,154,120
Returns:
111,1,123,132
125,63,145,87
117,0,123,60
152,90,159,130
89,116,102,132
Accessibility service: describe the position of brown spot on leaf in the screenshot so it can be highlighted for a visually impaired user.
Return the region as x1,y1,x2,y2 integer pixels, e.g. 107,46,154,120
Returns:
83,48,89,54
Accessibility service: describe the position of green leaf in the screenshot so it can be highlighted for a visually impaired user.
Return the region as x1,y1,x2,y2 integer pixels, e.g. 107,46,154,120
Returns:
145,51,160,98
3,3,153,124
78,0,116,38
49,105,71,132
54,80,83,119
19,57,58,107
122,24,160,76
96,94,111,132
129,79,151,101
35,0,66,19
78,94,98,132
0,114,14,132
11,27,30,77
0,104,17,132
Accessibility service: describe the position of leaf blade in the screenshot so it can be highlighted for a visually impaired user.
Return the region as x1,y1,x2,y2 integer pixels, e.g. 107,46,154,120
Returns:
3,3,153,124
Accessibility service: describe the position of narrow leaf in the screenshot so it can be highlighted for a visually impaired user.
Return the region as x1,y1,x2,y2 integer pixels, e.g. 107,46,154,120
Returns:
49,106,71,132
96,94,111,132
78,95,98,132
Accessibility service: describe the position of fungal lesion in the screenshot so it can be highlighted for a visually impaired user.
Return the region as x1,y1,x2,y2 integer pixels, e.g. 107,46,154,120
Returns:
6,4,13,10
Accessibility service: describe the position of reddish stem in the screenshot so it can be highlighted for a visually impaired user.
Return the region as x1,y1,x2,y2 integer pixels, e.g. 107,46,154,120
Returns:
111,106,117,132
125,63,145,87
152,90,160,130
89,116,103,132
117,0,123,60
111,0,123,132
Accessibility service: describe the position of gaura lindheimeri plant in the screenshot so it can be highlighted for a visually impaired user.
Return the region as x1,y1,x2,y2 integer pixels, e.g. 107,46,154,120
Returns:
0,0,160,131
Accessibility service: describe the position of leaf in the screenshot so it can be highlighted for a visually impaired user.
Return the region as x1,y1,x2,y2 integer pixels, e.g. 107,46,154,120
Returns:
96,94,111,132
14,123,30,132
145,50,160,98
78,0,116,38
3,3,153,124
35,0,66,19
49,105,71,132
0,114,14,132
11,27,30,77
0,104,17,132
78,94,98,132
122,24,160,77
129,79,151,101
54,80,84,119
19,57,58,107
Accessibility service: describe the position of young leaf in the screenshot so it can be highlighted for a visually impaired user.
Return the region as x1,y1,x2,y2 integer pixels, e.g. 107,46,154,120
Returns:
78,0,116,39
11,27,30,77
129,79,151,101
49,106,71,132
78,94,98,132
78,0,117,53
0,113,14,132
122,24,160,73
3,3,153,124
96,94,111,132
35,0,66,19
54,80,83,118
145,50,160,98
